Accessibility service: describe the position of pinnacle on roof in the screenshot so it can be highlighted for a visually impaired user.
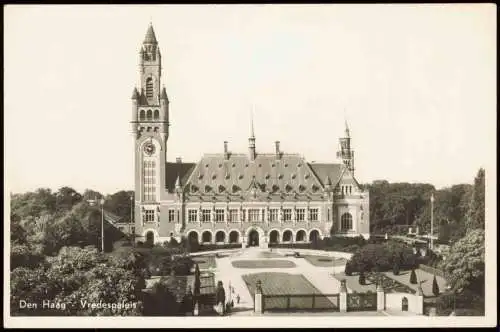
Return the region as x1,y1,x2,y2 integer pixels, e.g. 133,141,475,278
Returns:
160,87,168,100
344,119,350,138
143,23,158,45
250,107,255,139
175,174,181,188
131,87,139,99
325,176,332,186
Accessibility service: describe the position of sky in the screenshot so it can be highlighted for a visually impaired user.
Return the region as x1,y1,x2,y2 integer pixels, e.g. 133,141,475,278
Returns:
4,4,497,195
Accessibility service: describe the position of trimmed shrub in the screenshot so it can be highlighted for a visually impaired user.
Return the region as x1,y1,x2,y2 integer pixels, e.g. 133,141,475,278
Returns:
432,275,440,296
410,269,418,284
359,272,366,285
393,262,400,276
345,261,354,276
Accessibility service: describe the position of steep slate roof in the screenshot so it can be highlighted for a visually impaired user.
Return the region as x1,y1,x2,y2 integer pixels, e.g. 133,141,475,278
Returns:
177,153,344,202
143,24,158,44
165,162,197,192
308,163,344,187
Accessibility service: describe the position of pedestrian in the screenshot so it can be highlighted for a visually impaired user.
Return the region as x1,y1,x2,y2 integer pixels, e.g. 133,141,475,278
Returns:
236,294,240,304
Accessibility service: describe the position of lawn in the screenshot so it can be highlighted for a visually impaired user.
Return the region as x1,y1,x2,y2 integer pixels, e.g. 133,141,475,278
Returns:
232,260,296,268
192,255,216,270
242,272,338,311
383,269,448,298
303,255,347,267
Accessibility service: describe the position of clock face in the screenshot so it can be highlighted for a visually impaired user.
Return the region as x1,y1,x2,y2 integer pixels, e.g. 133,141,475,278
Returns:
144,142,155,156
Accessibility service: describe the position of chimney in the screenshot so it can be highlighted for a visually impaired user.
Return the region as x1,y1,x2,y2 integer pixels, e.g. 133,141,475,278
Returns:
176,157,182,163
275,141,281,159
224,141,229,160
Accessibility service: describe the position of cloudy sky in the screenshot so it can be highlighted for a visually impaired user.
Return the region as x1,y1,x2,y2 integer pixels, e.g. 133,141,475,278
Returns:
4,4,496,194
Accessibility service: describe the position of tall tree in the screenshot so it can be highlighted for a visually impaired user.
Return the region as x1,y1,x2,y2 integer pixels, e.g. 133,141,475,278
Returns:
441,229,485,296
465,168,485,230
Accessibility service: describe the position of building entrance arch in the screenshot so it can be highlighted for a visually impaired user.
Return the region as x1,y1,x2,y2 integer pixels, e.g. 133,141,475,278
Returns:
248,229,259,247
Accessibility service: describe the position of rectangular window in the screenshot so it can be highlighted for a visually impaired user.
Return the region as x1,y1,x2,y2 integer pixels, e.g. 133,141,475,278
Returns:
269,209,279,222
188,209,198,223
202,209,211,223
143,160,156,202
228,209,238,223
248,209,260,222
215,209,225,222
168,209,175,222
131,227,135,234
309,208,319,222
143,209,155,223
283,209,292,222
296,208,305,222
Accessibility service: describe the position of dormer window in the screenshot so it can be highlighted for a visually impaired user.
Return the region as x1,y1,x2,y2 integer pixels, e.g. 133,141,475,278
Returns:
265,173,270,179
291,174,296,179
305,174,310,179
312,184,319,193
271,163,275,167
205,164,209,168
232,185,240,193
278,174,283,180
239,174,243,180
245,164,249,167
198,174,203,180
298,163,302,167
225,173,230,179
191,185,198,193
205,185,211,193
212,174,217,180
298,185,306,192
219,185,225,193
218,164,222,168
232,163,236,167
258,164,262,167
285,184,293,192
284,163,288,167
272,184,280,193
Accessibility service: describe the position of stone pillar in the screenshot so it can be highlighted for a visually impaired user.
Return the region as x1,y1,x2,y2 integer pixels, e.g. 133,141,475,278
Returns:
339,279,347,313
254,280,263,315
376,284,385,311
416,285,424,315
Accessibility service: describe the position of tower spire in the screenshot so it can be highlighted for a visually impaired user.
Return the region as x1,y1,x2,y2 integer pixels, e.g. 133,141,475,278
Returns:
248,106,256,161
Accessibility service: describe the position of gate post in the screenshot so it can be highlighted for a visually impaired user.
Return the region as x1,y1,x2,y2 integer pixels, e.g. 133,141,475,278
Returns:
339,279,347,313
416,285,424,315
254,280,263,315
376,283,385,311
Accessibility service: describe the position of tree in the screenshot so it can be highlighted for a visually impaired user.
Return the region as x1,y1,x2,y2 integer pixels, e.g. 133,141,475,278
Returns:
465,168,485,230
410,269,417,284
441,229,485,296
358,271,366,285
194,263,201,299
55,186,83,213
393,262,400,276
432,275,440,296
104,190,134,222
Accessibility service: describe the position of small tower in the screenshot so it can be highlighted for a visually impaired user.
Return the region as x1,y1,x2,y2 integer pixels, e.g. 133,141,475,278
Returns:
337,120,355,175
248,110,256,161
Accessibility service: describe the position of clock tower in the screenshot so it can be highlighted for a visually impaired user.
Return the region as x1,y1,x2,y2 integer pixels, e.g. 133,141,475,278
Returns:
131,23,169,236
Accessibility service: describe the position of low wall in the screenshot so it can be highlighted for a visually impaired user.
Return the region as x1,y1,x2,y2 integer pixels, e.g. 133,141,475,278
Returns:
385,292,421,314
274,248,353,260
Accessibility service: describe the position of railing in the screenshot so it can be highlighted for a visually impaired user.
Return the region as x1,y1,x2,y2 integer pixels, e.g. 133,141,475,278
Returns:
346,292,377,311
262,294,339,312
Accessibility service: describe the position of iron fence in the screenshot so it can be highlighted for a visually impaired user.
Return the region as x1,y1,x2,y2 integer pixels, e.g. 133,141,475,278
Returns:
262,293,340,312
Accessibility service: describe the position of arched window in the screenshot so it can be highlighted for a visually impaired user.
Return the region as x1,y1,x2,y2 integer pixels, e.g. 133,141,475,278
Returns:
402,297,409,311
153,109,159,120
341,212,353,231
139,110,145,120
146,109,153,120
146,77,153,98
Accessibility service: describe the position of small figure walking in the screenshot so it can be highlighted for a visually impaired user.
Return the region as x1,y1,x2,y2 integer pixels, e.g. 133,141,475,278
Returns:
236,294,240,304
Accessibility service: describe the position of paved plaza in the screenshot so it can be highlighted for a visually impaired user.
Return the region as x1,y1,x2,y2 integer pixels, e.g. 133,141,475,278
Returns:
211,247,349,315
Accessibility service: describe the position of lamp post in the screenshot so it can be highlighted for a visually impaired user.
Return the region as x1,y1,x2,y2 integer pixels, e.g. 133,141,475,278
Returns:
430,193,435,250
100,198,105,252
130,194,134,241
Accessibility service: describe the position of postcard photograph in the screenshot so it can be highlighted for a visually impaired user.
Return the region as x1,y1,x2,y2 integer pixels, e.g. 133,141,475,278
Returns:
3,4,497,329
